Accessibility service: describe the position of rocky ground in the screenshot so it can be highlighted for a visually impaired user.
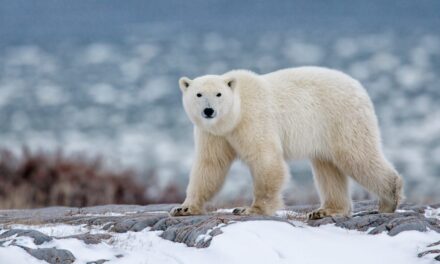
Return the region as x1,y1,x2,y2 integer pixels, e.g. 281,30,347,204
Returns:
0,201,439,263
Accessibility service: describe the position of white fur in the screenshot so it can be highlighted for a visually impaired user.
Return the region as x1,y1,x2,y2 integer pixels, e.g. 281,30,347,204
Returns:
171,67,403,218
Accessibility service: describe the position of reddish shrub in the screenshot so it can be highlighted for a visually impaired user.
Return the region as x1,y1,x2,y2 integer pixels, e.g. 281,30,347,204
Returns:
0,148,184,209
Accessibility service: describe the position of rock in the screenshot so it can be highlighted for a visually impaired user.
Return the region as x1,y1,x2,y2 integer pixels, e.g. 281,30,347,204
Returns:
307,216,334,226
159,215,226,247
102,222,114,230
110,218,138,233
151,216,185,231
387,216,429,236
21,246,75,264
418,249,440,258
428,240,440,247
86,260,108,264
337,213,389,232
157,214,293,248
304,204,440,236
0,229,52,245
0,207,80,225
79,204,178,215
419,240,440,262
0,201,438,251
130,215,168,232
58,233,112,244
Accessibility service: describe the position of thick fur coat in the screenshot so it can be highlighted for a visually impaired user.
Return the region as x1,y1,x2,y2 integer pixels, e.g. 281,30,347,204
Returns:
171,67,403,219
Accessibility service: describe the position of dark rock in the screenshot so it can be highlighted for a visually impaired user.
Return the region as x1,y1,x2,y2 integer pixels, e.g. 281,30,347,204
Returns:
307,217,336,226
368,224,389,235
387,216,429,236
102,223,114,230
399,203,428,214
158,214,293,248
428,240,440,247
303,204,440,237
352,210,379,217
83,217,122,226
111,219,138,233
435,254,440,261
58,233,112,244
0,229,52,245
130,215,168,232
418,249,440,258
338,213,391,232
160,216,226,247
151,217,185,231
430,203,440,209
21,246,75,264
86,260,108,264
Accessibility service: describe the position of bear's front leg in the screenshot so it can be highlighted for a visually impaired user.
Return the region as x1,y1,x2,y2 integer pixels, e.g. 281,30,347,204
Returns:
234,151,288,216
170,129,236,217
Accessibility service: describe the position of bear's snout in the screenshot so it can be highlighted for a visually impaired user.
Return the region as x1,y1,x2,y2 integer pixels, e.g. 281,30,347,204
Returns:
203,108,215,118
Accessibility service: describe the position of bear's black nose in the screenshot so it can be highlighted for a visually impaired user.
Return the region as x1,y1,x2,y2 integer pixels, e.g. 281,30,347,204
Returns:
203,108,215,118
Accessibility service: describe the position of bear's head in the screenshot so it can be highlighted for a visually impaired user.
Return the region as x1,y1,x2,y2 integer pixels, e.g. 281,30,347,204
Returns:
179,75,240,134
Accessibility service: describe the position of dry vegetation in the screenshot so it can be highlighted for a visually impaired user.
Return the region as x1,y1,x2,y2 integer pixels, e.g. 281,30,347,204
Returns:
0,148,184,209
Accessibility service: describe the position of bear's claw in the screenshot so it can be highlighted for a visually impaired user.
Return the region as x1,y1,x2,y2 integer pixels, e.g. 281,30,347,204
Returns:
170,206,191,216
307,208,350,220
232,207,247,215
307,210,329,220
170,205,203,216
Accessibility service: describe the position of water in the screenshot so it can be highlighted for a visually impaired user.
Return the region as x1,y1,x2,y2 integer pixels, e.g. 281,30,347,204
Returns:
0,0,439,202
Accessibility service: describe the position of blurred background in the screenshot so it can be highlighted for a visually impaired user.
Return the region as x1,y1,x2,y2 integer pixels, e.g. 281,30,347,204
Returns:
0,0,439,209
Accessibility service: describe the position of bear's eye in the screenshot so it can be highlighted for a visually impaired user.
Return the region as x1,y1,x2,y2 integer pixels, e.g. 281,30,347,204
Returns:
196,93,202,97
216,93,222,97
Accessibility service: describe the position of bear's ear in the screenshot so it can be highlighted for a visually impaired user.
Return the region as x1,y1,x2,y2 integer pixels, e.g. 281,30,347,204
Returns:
179,77,192,92
225,77,236,90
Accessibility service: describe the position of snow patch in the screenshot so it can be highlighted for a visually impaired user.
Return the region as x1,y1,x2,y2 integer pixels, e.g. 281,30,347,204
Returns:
425,207,440,219
1,220,439,264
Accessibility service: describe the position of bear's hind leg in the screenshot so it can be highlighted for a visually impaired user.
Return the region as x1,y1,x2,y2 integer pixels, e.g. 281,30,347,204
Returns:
336,153,404,214
308,159,352,220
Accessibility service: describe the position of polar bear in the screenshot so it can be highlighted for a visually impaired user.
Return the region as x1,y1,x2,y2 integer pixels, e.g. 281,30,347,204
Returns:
170,67,403,219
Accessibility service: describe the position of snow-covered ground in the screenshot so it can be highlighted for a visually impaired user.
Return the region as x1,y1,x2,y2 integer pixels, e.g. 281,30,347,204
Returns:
1,214,440,264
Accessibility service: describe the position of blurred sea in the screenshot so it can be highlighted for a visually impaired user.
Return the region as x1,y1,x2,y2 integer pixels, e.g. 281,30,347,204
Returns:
0,0,439,202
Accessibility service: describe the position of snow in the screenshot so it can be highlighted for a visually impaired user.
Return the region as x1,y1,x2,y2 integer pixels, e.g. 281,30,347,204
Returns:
425,207,440,219
1,220,440,264
195,223,226,244
0,246,45,264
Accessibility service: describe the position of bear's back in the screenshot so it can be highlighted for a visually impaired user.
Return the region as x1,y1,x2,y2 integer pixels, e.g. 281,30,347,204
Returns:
226,67,376,159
